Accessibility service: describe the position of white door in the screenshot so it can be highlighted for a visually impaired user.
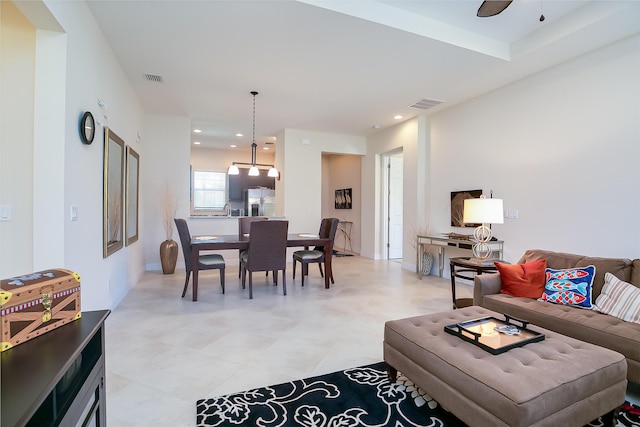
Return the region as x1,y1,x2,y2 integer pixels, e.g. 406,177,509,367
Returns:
388,154,403,259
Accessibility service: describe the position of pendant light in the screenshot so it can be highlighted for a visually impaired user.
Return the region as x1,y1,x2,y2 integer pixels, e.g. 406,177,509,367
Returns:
228,91,279,179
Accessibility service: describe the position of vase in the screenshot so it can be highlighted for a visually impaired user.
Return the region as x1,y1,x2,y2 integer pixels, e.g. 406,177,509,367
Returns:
422,252,433,276
160,239,178,274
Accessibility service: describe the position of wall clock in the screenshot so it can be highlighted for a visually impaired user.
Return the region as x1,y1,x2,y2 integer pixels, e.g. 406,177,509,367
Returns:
79,111,95,145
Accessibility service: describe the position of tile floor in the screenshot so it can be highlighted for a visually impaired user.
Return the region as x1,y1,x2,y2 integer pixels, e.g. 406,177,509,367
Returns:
104,256,639,426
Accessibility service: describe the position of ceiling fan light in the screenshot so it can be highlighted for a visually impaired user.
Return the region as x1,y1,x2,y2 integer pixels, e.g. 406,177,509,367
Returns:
248,166,259,176
228,164,239,175
267,167,279,178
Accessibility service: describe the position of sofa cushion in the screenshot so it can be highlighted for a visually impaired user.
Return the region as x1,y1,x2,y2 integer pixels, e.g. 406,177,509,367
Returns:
482,294,640,370
594,273,640,324
518,249,634,298
539,266,595,309
496,259,546,299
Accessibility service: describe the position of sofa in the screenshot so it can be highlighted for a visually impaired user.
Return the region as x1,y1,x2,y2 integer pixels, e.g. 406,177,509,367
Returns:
473,249,640,384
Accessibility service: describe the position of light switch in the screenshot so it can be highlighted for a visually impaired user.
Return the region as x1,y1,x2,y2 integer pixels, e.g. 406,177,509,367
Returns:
0,205,11,221
505,209,519,219
70,206,78,221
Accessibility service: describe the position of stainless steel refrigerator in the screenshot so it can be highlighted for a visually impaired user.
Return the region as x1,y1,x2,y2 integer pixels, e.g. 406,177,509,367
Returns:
244,189,276,217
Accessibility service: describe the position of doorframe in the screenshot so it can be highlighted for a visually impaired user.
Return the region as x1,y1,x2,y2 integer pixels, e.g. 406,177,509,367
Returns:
381,148,403,260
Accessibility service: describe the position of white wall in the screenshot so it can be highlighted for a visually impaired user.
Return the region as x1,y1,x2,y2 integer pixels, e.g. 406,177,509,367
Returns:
3,1,145,310
362,118,423,266
426,35,640,266
279,129,367,235
1,2,35,275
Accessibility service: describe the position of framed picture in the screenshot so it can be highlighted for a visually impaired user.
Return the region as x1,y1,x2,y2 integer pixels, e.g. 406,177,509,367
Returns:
450,189,482,227
334,188,353,209
125,146,140,246
103,127,125,257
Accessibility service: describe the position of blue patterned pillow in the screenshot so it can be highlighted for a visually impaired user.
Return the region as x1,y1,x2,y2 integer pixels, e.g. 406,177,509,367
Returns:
538,265,595,309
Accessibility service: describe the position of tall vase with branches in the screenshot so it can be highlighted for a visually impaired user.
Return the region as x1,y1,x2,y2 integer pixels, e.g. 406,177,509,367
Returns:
159,182,179,274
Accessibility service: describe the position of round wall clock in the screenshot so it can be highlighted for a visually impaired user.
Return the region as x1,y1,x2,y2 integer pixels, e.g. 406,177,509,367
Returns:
79,111,95,145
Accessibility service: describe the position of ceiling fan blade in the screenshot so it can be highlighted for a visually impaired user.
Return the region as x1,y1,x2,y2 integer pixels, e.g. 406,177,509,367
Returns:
477,0,513,17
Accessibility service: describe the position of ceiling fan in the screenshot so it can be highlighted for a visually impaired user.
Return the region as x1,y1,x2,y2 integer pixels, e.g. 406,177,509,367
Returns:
477,0,513,17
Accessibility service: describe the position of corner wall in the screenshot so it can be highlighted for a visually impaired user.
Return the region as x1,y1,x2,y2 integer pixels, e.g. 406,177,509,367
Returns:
427,35,640,265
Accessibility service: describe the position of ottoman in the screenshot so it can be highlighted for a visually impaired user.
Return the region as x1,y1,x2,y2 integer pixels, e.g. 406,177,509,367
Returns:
383,306,627,427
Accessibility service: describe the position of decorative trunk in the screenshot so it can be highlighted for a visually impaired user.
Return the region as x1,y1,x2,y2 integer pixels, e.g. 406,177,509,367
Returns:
160,240,178,274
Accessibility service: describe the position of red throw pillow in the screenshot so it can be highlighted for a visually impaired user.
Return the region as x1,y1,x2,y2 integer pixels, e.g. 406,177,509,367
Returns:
496,259,547,298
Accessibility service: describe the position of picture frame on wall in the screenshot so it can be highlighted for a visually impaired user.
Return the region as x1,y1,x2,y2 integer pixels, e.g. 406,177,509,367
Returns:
103,127,125,257
335,188,353,209
450,189,482,227
125,146,139,246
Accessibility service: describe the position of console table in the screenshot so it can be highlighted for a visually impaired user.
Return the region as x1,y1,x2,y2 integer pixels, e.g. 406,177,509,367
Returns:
416,235,504,278
1,310,110,427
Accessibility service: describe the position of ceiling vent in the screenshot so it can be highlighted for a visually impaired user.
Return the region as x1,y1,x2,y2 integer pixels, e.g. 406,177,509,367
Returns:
409,98,443,110
143,73,163,83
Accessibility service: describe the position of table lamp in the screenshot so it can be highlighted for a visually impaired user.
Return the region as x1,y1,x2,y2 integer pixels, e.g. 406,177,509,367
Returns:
463,196,504,260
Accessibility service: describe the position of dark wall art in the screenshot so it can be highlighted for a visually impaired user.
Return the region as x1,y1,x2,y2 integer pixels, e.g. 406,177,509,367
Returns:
450,189,482,227
335,188,352,209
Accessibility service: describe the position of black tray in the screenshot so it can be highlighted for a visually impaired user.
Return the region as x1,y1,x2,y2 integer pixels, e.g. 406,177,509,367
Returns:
444,314,545,355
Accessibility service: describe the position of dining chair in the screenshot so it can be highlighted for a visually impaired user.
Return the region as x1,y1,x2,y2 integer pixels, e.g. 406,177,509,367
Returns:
237,216,268,277
292,217,340,287
174,218,225,298
240,220,289,299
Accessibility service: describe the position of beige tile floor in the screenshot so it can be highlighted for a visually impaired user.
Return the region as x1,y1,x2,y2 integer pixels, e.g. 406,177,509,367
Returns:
104,256,639,426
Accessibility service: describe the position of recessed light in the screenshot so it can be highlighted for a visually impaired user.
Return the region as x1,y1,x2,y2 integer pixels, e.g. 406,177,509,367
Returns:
394,115,403,120
193,129,202,133
193,141,201,145
372,125,380,129
230,144,237,148
236,133,243,137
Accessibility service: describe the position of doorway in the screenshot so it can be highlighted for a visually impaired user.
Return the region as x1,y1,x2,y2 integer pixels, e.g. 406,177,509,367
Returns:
384,151,403,260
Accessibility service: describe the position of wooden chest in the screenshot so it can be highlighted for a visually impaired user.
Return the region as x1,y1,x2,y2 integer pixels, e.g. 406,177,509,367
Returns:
1,269,81,352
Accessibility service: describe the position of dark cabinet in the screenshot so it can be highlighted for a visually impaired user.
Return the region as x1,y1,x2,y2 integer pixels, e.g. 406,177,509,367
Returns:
228,168,275,201
1,310,110,427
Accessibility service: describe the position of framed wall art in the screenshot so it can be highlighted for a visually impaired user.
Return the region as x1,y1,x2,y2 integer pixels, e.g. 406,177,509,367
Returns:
450,189,482,227
335,188,352,209
125,146,140,246
103,127,125,257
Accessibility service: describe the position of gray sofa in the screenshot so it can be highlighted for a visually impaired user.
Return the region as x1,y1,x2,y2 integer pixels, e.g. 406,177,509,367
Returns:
473,249,640,384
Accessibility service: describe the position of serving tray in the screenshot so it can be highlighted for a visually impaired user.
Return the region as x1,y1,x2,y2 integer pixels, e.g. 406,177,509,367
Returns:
444,314,545,355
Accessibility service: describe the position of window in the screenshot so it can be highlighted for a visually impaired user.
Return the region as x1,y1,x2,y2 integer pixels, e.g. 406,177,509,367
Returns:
192,170,226,211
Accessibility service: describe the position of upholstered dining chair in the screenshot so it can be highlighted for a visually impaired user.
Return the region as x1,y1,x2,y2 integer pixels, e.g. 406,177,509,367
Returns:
237,216,268,277
240,220,289,299
174,218,226,298
292,217,340,287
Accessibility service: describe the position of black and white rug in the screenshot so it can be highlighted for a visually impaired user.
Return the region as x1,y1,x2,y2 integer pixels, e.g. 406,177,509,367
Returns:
197,362,640,427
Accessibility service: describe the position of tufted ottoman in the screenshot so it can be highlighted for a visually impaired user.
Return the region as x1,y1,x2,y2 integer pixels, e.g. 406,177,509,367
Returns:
384,306,627,427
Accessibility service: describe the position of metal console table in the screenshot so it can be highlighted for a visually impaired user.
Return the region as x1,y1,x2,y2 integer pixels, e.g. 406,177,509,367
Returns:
416,235,504,278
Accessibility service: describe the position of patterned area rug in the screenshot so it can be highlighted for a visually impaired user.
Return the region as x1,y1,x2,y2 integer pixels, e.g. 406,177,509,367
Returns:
197,362,640,427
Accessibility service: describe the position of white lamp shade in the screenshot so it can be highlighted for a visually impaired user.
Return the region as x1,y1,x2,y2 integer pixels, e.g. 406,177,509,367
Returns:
267,167,279,178
248,166,259,176
228,164,239,175
463,198,504,224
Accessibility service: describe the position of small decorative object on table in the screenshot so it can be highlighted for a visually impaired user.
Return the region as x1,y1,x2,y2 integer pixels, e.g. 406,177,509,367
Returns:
444,313,544,354
0,269,81,352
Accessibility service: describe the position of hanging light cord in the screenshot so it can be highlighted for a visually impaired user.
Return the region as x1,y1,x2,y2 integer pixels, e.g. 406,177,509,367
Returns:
251,91,258,165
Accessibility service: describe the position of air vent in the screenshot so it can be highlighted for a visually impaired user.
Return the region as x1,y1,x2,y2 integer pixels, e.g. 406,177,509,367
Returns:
143,73,163,83
409,98,443,110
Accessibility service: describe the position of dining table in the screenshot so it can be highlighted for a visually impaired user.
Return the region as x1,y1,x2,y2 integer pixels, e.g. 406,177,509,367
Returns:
189,233,332,301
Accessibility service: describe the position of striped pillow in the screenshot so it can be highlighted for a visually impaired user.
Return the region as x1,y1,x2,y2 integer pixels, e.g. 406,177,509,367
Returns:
594,273,640,324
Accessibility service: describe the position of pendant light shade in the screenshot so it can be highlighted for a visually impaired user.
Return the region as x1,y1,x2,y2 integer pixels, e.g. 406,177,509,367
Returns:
227,91,280,179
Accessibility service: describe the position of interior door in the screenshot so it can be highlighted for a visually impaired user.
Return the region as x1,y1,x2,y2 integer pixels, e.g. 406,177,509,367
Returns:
388,153,403,259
